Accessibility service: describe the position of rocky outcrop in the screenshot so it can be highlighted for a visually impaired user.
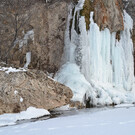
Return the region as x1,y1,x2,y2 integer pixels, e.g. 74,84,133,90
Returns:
0,70,73,114
0,0,129,73
93,0,124,32
0,0,70,73
72,0,124,33
91,0,124,32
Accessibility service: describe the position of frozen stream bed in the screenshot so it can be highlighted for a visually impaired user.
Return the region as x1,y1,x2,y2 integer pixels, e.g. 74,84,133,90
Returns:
0,104,135,135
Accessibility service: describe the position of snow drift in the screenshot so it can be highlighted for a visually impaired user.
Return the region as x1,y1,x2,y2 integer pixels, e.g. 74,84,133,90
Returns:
0,107,50,126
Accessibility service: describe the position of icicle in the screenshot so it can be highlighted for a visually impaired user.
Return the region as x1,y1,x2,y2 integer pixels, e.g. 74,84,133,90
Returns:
24,52,31,69
55,1,135,106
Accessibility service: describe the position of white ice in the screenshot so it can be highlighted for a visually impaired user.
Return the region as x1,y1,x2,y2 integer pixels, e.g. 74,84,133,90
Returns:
55,63,96,104
115,103,135,108
55,0,135,106
24,52,31,68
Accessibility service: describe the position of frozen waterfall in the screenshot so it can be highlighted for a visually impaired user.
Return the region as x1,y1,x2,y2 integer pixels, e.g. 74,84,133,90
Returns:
55,1,135,106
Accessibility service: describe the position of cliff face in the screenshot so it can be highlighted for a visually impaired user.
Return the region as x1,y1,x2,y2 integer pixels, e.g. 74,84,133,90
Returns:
0,0,133,73
0,0,135,110
0,0,69,73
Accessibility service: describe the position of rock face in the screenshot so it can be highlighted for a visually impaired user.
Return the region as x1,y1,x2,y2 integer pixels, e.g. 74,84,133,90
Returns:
0,0,70,73
79,0,124,32
93,0,124,32
0,0,132,73
0,70,73,114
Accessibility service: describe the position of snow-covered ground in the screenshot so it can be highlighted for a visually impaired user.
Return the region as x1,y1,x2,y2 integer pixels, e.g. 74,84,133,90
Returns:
0,107,50,127
0,105,135,135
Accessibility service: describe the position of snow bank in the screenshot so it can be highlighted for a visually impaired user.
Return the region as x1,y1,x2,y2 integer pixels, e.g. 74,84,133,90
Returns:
0,107,135,135
0,107,50,127
115,104,135,108
55,0,135,106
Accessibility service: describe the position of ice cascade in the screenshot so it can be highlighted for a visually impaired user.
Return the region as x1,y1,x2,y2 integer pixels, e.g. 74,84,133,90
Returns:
55,1,135,106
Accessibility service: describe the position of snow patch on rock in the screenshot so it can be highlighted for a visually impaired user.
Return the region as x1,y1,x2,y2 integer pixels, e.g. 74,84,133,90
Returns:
0,67,26,74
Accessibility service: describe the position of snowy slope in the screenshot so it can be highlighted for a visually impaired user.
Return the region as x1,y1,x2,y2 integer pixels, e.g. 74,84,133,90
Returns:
0,107,135,135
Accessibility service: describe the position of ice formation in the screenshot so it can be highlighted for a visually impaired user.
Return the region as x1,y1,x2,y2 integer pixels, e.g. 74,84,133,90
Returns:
24,52,31,68
55,0,135,106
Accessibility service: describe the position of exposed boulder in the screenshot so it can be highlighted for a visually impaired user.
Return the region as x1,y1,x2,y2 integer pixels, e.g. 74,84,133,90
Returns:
0,70,73,114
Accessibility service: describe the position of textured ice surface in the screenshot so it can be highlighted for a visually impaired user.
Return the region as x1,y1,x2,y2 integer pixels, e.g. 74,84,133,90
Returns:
55,0,135,106
55,63,96,103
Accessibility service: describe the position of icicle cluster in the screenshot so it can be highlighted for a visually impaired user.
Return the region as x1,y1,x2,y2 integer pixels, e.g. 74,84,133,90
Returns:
55,0,135,106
